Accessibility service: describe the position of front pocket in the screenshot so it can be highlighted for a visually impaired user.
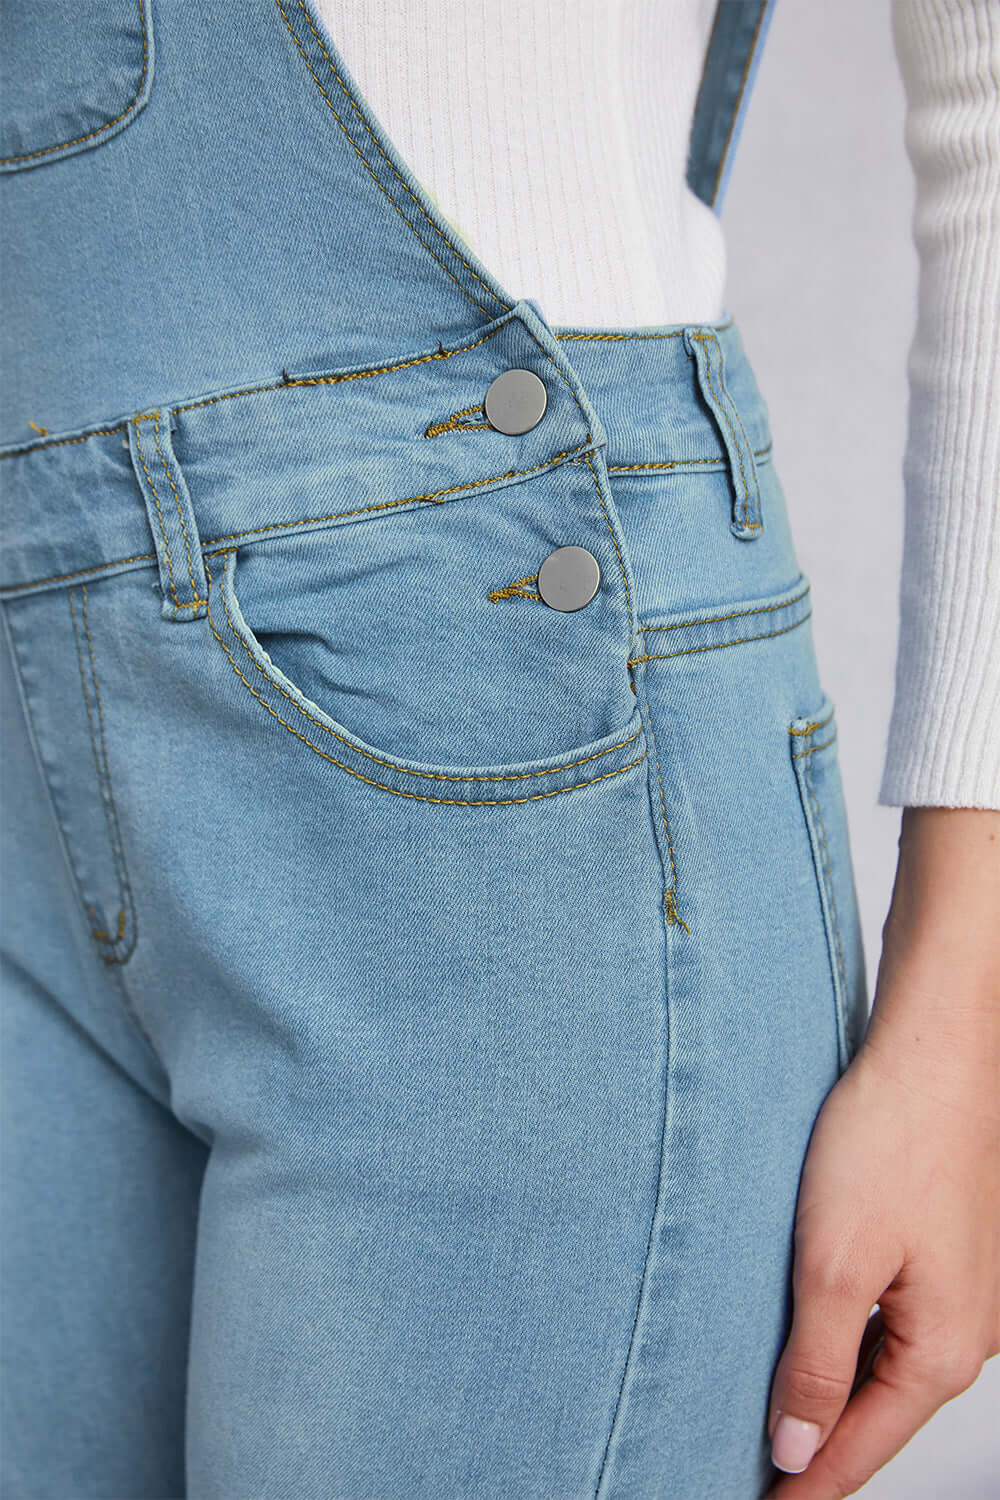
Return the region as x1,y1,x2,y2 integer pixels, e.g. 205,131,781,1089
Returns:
0,0,154,172
788,695,869,1073
202,546,647,805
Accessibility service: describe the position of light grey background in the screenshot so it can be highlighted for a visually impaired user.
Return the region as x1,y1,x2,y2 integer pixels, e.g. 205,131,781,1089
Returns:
723,2,999,1495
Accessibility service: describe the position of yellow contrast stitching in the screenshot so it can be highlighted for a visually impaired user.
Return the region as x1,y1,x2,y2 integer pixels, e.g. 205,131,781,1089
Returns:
628,610,810,664
201,446,583,544
640,678,689,933
791,730,837,757
789,709,848,1044
642,581,809,636
177,328,502,413
67,585,135,961
584,451,634,651
0,438,586,598
487,573,542,603
425,403,491,437
131,419,180,609
272,0,502,317
0,0,149,165
607,440,773,474
0,332,507,459
608,458,725,474
688,331,758,529
0,422,129,460
152,411,203,605
555,319,735,342
204,549,643,782
89,907,126,944
789,705,836,738
204,575,649,806
0,312,593,463
289,0,508,313
0,553,157,594
663,890,688,930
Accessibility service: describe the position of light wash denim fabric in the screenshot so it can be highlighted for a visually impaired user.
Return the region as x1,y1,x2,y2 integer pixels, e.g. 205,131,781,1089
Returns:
1,3,868,1497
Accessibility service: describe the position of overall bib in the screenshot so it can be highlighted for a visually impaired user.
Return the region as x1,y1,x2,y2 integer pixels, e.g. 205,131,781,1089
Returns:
1,4,869,1496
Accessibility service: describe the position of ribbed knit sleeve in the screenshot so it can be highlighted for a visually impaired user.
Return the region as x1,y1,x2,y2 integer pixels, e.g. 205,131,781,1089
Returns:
879,0,1000,808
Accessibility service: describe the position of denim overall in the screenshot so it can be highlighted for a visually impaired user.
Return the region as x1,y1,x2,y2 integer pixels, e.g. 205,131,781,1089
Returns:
1,4,869,1497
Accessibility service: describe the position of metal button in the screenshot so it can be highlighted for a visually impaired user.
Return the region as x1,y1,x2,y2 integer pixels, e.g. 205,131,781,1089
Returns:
536,546,601,612
484,368,547,435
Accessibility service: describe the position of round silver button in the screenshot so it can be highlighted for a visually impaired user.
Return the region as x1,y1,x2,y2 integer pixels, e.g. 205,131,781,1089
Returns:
484,368,548,435
536,546,601,612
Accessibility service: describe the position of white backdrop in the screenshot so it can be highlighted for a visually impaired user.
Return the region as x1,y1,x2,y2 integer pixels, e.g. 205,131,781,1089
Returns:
723,2,999,1495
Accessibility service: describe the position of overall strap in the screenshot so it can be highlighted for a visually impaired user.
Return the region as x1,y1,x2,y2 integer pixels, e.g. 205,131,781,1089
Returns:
686,0,778,213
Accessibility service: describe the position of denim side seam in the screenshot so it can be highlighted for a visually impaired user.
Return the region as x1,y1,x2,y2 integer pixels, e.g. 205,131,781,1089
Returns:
625,661,688,934
66,583,138,966
593,691,681,1496
789,702,852,1073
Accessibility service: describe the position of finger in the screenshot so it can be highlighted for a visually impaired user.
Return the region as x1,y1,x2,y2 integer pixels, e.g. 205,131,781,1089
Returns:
767,1263,882,1472
849,1306,885,1399
769,1304,884,1445
765,1331,979,1498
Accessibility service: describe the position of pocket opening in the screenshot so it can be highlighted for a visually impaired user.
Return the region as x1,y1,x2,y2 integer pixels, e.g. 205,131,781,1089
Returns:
203,547,648,805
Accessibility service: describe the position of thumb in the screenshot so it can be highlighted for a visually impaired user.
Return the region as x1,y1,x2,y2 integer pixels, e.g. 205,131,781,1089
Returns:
767,1255,882,1474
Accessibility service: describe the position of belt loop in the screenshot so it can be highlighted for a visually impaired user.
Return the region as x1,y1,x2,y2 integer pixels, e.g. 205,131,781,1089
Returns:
683,327,763,539
127,408,208,620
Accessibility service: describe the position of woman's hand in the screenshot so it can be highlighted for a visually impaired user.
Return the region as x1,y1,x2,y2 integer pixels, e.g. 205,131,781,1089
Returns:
763,806,1000,1498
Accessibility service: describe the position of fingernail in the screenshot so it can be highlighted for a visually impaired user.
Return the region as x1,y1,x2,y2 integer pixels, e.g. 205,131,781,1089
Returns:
771,1414,821,1473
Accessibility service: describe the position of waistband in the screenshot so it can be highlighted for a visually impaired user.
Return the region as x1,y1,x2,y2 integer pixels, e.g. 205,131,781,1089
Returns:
0,298,772,600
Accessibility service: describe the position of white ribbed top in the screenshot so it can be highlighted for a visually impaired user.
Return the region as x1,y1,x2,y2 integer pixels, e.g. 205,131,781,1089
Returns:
879,0,1000,809
313,0,1000,810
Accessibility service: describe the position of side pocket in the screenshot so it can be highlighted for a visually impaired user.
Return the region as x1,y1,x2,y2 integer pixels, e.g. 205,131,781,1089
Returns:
0,0,154,172
789,694,869,1074
202,545,649,802
2,583,136,963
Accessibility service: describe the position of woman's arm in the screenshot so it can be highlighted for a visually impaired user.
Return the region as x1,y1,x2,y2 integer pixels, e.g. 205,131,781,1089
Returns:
764,808,1000,1494
877,0,1000,811
765,0,1000,1490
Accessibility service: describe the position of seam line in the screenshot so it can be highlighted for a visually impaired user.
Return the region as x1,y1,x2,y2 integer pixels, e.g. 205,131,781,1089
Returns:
641,581,809,636
67,585,137,963
0,0,149,165
629,610,810,663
